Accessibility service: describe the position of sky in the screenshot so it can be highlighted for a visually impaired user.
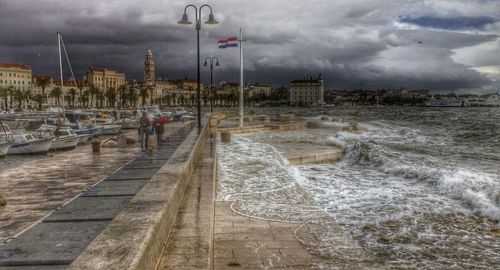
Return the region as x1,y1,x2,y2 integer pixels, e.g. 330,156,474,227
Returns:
0,0,499,93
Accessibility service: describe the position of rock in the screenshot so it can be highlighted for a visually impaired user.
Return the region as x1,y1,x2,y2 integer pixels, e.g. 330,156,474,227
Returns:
102,139,118,148
321,116,330,121
0,196,6,206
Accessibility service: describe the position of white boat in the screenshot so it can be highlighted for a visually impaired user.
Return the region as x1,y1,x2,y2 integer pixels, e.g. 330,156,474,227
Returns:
94,116,121,135
8,133,53,155
0,141,11,157
0,123,14,157
484,94,500,107
50,128,80,150
425,97,464,107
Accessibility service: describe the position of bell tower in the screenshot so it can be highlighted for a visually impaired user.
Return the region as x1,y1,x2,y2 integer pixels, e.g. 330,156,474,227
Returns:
144,49,155,85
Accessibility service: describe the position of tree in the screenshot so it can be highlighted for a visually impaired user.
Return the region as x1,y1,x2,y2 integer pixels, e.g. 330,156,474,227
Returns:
13,89,24,110
81,90,90,108
33,94,43,110
128,85,138,108
49,87,62,106
23,89,32,109
139,87,149,107
88,86,98,108
0,87,7,110
68,88,77,108
171,93,177,107
8,86,14,109
105,87,117,108
118,85,127,108
36,76,51,107
77,84,84,108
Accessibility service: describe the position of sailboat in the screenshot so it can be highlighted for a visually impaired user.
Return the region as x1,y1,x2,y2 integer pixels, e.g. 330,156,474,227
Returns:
41,32,81,150
0,121,13,157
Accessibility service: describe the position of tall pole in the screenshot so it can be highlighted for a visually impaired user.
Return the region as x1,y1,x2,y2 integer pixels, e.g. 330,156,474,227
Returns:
57,32,65,118
196,22,202,129
239,28,244,128
210,62,213,112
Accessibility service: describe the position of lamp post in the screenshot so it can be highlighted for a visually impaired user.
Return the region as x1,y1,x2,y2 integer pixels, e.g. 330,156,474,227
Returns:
204,57,219,112
178,4,218,129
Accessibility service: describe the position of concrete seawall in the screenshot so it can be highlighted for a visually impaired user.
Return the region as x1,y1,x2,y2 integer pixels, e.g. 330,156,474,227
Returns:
69,121,210,270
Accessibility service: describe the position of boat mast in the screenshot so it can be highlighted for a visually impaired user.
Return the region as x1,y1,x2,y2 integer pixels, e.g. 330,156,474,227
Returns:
58,32,65,121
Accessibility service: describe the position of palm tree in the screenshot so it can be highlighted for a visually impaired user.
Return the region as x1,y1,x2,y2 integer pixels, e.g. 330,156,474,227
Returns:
127,85,138,108
81,90,90,108
49,87,62,107
139,87,149,107
36,76,51,107
77,84,84,108
105,87,117,108
33,94,43,110
0,87,7,110
171,93,177,107
8,86,14,110
23,89,32,109
88,86,98,108
117,85,127,108
68,88,77,108
13,89,24,110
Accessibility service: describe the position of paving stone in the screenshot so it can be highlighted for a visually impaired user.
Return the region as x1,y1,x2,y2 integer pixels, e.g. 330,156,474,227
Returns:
0,265,67,270
82,180,148,197
0,221,107,266
104,168,156,180
124,160,167,169
44,196,133,222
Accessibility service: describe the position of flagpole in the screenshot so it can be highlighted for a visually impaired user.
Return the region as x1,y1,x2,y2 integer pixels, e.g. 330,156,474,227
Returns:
239,28,244,128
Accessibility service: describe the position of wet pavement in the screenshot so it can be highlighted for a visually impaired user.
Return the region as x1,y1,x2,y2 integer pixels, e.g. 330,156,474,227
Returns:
0,124,184,245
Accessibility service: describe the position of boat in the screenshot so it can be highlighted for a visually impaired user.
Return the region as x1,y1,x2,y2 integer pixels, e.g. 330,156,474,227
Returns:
0,123,13,157
424,97,464,107
484,94,500,107
0,141,11,157
8,132,53,155
50,128,80,150
94,115,121,135
38,124,80,150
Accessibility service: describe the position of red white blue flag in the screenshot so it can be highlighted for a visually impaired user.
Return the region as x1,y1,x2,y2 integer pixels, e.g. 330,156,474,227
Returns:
217,37,238,48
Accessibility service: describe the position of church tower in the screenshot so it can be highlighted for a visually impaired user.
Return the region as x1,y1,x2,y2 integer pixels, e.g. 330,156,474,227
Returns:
144,49,155,85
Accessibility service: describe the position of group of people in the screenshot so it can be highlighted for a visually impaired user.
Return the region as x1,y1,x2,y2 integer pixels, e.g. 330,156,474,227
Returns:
138,111,166,150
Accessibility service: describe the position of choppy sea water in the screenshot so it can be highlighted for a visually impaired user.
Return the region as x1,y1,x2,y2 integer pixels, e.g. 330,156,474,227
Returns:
218,107,500,269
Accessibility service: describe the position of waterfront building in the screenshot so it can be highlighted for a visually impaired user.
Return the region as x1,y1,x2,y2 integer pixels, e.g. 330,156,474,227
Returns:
247,84,272,98
86,67,126,91
289,74,324,106
0,62,32,110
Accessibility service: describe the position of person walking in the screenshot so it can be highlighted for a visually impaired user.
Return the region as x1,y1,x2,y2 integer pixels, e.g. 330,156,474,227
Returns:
153,118,165,145
139,111,150,150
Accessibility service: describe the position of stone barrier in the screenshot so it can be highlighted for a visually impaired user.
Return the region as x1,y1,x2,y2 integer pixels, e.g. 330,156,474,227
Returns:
0,196,6,206
69,120,209,270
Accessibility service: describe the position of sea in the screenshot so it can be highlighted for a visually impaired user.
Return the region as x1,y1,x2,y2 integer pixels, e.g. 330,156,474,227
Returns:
217,107,500,269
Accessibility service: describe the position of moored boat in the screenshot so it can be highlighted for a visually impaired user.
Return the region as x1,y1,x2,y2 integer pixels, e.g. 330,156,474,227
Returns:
8,133,53,155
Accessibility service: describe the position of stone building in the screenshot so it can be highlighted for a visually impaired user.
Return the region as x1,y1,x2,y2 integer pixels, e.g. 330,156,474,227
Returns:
0,62,32,110
144,49,155,85
247,84,272,98
85,67,126,90
289,74,324,106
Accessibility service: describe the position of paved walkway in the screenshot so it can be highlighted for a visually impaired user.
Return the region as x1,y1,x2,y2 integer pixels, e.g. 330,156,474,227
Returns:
0,123,194,269
158,135,332,270
157,135,215,270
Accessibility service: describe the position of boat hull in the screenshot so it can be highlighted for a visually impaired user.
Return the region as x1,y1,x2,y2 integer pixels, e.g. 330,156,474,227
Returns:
77,134,91,144
8,138,52,155
0,142,11,157
99,125,121,135
50,136,80,150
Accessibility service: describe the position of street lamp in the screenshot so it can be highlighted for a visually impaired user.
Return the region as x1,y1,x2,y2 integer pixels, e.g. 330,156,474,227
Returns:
178,4,218,129
204,57,220,112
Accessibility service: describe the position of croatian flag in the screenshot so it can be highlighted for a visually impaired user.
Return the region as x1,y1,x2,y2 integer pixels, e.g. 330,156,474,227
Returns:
217,37,238,48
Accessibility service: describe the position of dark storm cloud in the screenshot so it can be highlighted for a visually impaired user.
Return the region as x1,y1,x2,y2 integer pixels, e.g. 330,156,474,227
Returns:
0,0,499,92
399,16,497,30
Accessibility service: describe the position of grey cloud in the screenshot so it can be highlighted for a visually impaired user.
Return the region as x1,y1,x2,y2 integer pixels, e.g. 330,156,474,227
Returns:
0,0,498,93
